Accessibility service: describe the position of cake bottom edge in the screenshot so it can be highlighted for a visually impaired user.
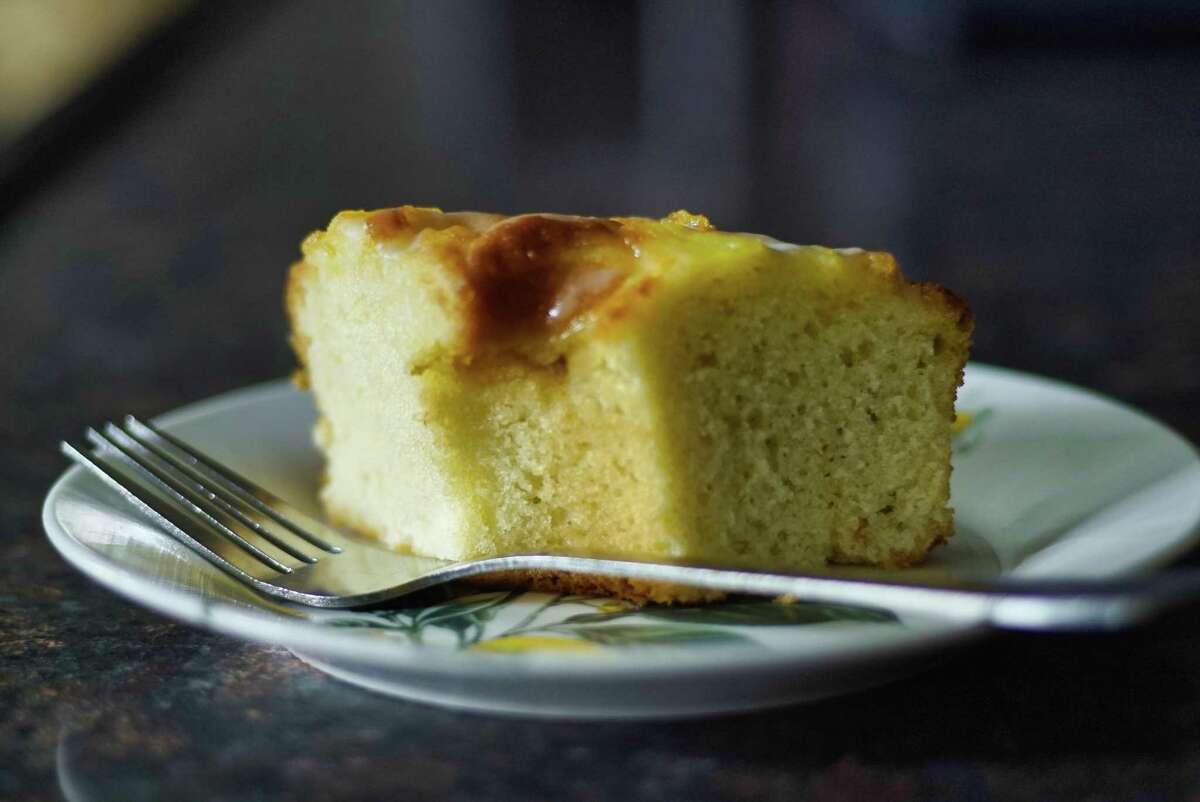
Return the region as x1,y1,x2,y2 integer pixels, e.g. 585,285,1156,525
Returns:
459,569,727,606
324,505,952,605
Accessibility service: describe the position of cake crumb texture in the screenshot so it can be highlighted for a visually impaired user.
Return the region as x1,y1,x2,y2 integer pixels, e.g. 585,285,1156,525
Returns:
286,206,972,601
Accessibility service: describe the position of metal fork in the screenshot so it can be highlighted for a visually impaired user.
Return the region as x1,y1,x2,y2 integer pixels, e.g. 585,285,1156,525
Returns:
61,417,1200,631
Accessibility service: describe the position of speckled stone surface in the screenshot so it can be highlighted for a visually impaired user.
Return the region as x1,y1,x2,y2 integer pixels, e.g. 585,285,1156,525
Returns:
3,3,1200,800
8,534,1200,801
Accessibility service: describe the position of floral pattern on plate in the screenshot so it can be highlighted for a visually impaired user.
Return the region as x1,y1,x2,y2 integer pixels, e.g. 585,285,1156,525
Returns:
318,589,898,653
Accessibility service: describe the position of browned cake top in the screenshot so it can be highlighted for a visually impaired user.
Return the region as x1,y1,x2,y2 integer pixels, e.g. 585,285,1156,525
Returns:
366,208,658,352
304,206,971,359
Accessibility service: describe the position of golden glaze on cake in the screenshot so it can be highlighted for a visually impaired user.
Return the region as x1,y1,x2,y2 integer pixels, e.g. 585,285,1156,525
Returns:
287,206,972,602
299,207,970,356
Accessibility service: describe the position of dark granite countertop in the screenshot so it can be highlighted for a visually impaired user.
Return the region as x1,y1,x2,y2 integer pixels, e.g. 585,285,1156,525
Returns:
3,3,1199,800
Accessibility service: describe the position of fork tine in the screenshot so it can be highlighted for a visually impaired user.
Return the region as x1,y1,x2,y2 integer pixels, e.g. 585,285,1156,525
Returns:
125,416,341,553
84,427,295,574
61,439,295,580
102,423,318,565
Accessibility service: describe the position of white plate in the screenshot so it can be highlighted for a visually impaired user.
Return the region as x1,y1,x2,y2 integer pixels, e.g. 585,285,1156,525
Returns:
42,364,1200,718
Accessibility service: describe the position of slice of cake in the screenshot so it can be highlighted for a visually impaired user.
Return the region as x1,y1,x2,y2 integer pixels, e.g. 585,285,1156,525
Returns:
286,207,972,601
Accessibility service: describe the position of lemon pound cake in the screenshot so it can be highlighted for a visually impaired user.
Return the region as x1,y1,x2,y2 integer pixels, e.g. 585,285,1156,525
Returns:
286,207,972,600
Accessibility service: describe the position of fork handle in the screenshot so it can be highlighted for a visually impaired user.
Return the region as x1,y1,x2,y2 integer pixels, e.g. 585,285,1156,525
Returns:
449,556,1200,632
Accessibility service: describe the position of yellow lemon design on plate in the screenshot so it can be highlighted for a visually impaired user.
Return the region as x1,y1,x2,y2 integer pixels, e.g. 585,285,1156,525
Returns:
472,635,600,654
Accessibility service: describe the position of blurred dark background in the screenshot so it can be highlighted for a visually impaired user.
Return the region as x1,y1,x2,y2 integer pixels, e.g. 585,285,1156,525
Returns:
3,2,1200,798
1,0,1197,448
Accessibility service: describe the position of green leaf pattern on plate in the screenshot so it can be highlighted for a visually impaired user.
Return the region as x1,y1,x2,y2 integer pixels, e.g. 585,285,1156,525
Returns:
320,591,898,653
